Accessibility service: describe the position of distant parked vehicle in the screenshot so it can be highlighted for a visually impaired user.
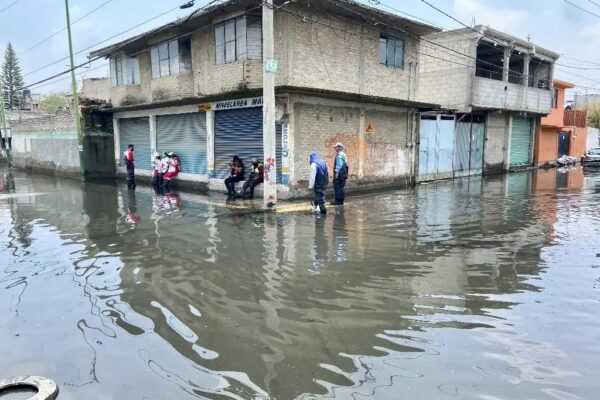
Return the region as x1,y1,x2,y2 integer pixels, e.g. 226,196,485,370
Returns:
582,148,600,165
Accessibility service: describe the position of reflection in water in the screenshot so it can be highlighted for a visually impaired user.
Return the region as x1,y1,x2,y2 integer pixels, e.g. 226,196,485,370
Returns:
1,166,599,399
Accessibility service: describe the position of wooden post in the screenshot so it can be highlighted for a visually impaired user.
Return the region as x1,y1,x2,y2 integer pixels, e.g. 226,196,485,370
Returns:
262,0,277,208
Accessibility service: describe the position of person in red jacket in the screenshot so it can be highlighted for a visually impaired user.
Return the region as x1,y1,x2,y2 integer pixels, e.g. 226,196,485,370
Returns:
123,144,135,189
162,152,181,192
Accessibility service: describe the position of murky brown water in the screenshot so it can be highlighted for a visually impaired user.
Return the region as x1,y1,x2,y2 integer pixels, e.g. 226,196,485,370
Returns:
1,165,599,400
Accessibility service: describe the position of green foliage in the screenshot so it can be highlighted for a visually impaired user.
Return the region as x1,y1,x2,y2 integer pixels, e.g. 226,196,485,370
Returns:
39,92,68,114
588,103,600,128
1,42,24,109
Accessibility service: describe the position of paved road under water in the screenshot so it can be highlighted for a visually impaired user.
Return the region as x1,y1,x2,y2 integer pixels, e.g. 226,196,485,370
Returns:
1,165,599,400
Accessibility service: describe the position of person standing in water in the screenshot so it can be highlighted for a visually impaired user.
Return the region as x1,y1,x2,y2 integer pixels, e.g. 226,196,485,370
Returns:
308,152,329,214
124,144,135,190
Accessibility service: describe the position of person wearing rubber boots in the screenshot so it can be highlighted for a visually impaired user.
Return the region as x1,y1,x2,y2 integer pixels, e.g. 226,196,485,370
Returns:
123,144,135,190
308,152,329,214
332,142,348,205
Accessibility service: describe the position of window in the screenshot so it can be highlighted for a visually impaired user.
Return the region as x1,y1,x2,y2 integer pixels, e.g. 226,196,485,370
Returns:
150,37,191,79
379,35,404,69
110,55,140,86
215,16,261,65
552,89,559,109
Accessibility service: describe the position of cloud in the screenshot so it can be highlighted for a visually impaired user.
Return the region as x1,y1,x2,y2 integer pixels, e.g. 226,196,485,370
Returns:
452,0,528,34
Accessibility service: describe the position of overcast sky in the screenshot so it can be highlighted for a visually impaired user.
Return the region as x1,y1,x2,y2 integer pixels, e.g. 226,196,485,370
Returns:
0,0,599,98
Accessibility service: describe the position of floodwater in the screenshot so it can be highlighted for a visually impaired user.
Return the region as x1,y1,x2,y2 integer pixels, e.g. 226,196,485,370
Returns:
1,165,599,400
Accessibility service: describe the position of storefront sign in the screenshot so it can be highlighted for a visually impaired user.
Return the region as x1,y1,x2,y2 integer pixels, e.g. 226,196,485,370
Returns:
281,123,290,185
214,97,263,111
198,103,212,112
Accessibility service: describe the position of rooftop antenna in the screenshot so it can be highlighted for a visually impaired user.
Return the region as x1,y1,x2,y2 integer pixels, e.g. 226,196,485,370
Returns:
471,16,475,27
527,34,532,42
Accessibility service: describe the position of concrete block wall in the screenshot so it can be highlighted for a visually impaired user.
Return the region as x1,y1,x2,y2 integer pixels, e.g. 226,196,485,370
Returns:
285,3,419,101
417,33,477,110
472,78,552,114
11,111,81,177
484,111,508,173
291,95,414,188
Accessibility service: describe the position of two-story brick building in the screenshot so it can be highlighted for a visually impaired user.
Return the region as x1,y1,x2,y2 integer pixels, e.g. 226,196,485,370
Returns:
89,0,440,196
417,26,559,181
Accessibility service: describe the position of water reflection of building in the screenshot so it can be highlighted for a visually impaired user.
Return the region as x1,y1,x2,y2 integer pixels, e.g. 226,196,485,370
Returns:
4,169,556,400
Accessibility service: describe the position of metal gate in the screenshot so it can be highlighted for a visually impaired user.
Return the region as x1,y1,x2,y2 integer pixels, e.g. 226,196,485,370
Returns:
214,107,282,182
558,131,570,157
156,112,207,175
454,117,484,177
119,117,151,171
509,117,533,166
418,114,455,182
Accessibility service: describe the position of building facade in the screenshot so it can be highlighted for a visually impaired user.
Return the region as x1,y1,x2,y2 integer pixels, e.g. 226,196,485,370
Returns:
89,0,439,197
417,26,559,181
536,80,587,165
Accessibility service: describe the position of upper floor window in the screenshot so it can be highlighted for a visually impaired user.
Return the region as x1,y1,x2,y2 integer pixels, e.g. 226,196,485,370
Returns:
215,16,261,65
110,55,140,86
150,37,192,79
379,35,404,69
552,88,559,108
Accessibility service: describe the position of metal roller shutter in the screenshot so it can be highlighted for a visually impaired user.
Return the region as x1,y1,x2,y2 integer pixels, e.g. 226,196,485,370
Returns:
156,112,207,175
119,117,151,171
214,107,282,183
510,117,533,166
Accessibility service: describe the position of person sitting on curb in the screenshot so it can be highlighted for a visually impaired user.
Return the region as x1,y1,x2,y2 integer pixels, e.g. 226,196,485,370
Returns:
309,152,329,214
240,157,264,199
224,155,245,197
151,154,163,188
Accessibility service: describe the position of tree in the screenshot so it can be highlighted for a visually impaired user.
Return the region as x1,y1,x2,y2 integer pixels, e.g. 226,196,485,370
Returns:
39,92,68,114
2,42,24,109
588,103,600,128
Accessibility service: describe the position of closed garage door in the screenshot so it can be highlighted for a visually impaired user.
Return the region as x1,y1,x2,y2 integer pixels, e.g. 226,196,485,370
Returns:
156,112,207,175
510,117,533,166
119,117,151,171
214,107,282,182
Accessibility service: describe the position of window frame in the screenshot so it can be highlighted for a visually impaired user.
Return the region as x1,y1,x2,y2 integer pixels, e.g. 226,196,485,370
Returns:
379,34,405,69
110,55,140,87
215,15,258,65
150,37,190,79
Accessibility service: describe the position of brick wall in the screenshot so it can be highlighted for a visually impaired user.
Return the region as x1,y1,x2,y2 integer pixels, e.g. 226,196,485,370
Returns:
417,33,477,110
285,4,419,101
292,97,413,186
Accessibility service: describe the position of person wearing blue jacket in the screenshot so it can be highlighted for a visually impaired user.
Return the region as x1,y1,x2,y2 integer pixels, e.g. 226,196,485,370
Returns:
308,152,329,214
332,142,349,205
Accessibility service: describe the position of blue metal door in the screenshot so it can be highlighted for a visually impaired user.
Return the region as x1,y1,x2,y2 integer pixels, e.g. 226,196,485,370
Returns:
558,131,570,157
156,112,207,175
454,119,484,177
119,117,151,171
418,115,455,182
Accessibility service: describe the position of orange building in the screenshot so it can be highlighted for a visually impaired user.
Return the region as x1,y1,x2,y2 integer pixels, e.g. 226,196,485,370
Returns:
535,80,588,165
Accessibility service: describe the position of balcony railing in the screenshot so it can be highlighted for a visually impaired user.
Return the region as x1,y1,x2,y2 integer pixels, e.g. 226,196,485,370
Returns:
564,109,587,128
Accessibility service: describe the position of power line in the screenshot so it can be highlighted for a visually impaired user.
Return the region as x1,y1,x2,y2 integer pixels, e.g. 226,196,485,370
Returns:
555,63,600,70
29,62,109,91
22,1,263,92
0,0,19,14
22,3,184,79
587,0,600,8
324,0,534,80
563,0,600,18
20,0,114,56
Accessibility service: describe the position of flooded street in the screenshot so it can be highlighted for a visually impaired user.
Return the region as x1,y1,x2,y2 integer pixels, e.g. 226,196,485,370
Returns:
1,166,600,400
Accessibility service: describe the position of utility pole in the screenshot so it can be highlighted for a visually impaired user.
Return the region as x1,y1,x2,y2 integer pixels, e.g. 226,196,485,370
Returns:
0,85,11,167
65,0,85,176
262,0,277,208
